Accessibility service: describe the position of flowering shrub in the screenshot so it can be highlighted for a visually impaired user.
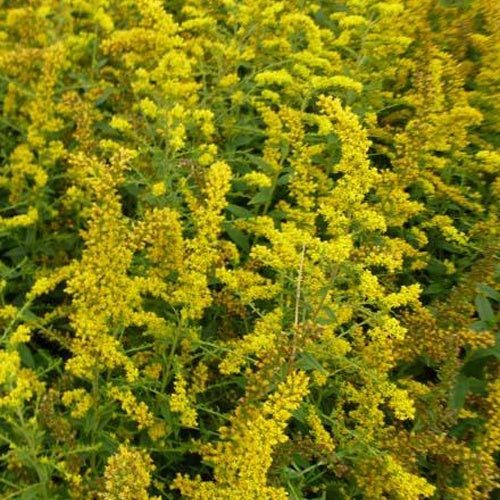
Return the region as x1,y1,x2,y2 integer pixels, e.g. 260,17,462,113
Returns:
0,0,498,498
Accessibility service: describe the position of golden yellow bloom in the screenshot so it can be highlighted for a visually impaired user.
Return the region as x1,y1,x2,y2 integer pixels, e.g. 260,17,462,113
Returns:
0,350,44,408
103,445,156,500
62,388,93,418
109,387,154,430
172,371,309,499
151,181,166,197
0,207,38,228
109,116,132,132
140,97,158,119
307,406,335,454
170,374,198,427
8,324,32,345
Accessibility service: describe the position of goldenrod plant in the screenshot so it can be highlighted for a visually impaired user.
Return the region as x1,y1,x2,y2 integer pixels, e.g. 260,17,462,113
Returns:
0,0,498,498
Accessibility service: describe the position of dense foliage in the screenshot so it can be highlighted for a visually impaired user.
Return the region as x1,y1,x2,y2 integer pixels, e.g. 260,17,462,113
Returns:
0,0,499,498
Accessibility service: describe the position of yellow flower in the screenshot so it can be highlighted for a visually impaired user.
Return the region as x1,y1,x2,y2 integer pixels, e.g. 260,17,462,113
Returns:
9,324,32,345
140,97,158,119
151,182,166,197
307,407,335,454
0,207,38,228
0,350,44,408
242,171,273,188
109,387,154,430
109,116,132,132
103,445,156,500
170,374,198,427
172,371,309,499
62,388,93,418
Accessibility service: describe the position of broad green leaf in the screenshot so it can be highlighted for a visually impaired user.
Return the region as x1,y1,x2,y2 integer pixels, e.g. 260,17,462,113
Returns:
476,284,500,302
223,223,249,253
475,295,495,323
296,352,327,373
227,204,252,219
249,187,272,205
449,374,470,410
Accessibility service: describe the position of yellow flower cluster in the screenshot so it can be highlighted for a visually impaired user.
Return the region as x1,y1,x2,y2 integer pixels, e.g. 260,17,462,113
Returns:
109,387,154,431
173,161,233,320
169,374,198,427
172,371,309,499
0,350,44,409
62,389,93,419
358,455,436,500
307,406,335,455
103,445,158,500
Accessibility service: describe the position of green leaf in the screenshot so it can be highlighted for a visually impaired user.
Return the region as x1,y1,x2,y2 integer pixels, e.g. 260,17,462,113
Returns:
18,344,35,369
468,377,487,395
475,295,495,323
245,154,275,175
94,87,116,106
249,187,272,205
450,418,484,439
466,343,500,364
296,352,326,373
21,309,40,322
476,284,500,302
223,223,249,253
425,282,445,295
123,183,141,196
292,452,311,469
95,120,115,134
316,306,337,325
227,204,252,219
449,374,470,410
230,134,257,148
268,208,287,221
277,173,291,186
470,320,489,332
